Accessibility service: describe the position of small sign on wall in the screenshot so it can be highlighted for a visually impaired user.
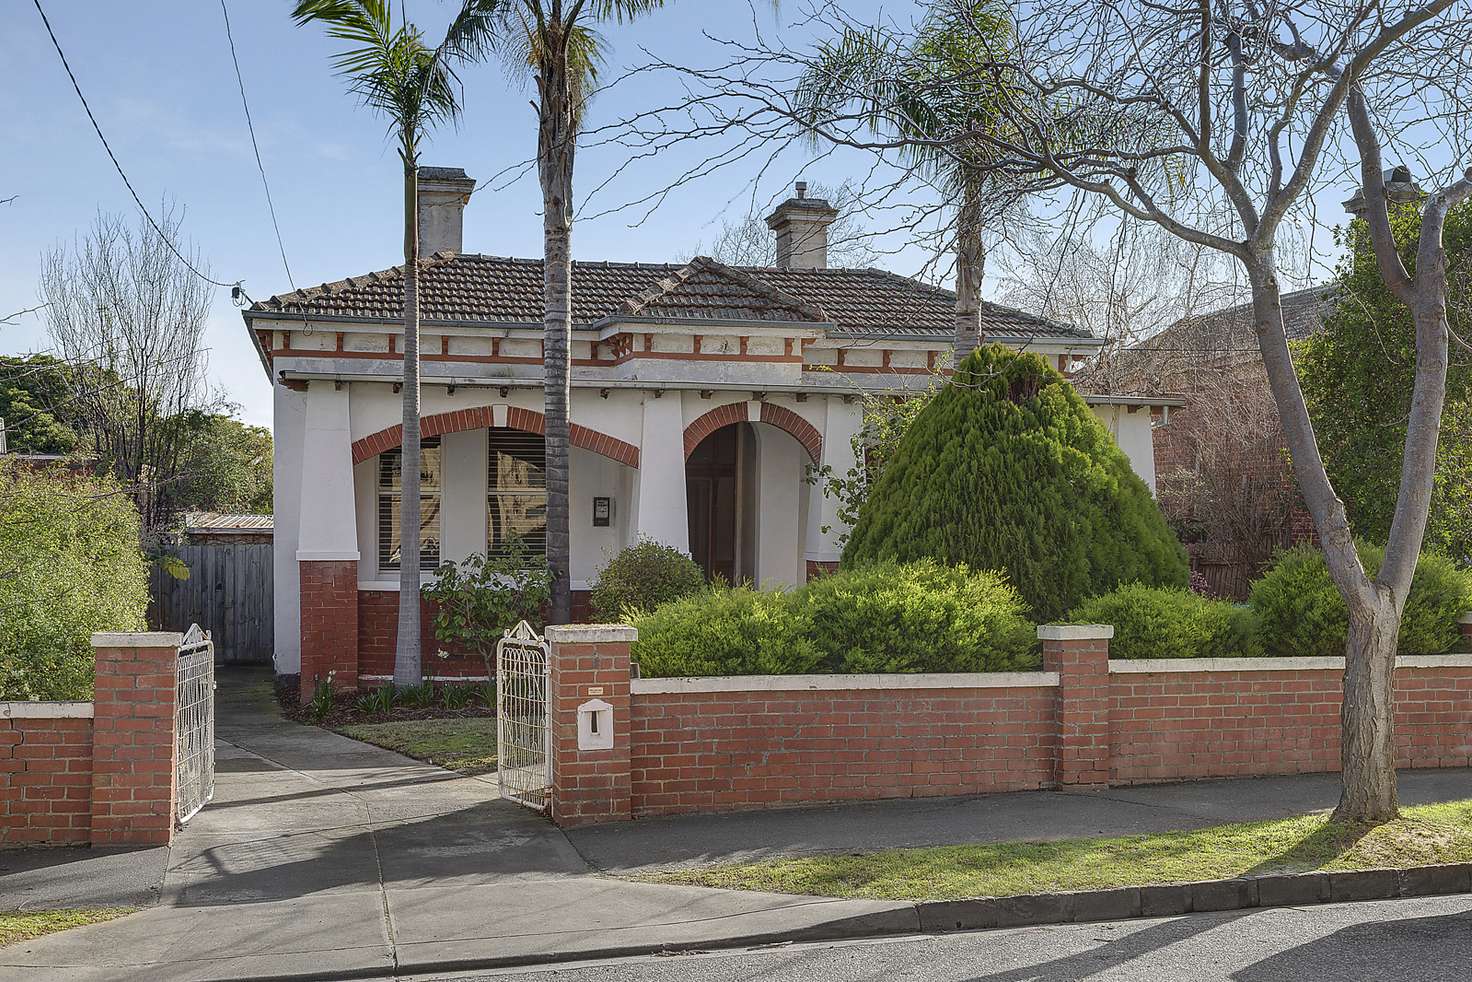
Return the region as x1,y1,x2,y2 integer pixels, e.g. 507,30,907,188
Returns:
592,496,613,527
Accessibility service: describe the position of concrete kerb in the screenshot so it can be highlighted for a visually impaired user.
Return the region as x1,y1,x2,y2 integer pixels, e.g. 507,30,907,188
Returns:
209,863,1472,982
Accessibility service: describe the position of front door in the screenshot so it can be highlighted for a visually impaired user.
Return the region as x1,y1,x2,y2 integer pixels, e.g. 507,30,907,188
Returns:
686,426,739,582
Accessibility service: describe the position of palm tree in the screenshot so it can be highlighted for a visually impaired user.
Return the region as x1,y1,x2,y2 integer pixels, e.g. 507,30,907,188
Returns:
795,0,1015,362
492,1,668,623
292,0,501,687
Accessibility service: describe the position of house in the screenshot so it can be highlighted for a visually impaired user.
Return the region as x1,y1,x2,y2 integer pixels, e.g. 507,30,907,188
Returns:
182,512,274,545
244,170,1179,688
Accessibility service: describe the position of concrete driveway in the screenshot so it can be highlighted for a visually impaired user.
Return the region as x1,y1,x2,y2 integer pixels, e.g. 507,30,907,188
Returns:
0,672,908,981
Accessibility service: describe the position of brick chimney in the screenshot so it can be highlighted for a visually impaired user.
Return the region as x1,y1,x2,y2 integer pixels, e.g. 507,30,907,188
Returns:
1343,164,1423,218
417,166,477,254
765,182,839,269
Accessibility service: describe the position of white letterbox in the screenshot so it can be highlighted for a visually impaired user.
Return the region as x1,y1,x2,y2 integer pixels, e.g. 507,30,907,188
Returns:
577,698,614,751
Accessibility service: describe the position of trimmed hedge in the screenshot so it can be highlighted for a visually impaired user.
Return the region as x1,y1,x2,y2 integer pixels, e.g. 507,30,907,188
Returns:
1249,544,1472,657
631,560,1038,677
842,345,1188,620
589,539,706,621
0,468,149,700
1067,584,1262,660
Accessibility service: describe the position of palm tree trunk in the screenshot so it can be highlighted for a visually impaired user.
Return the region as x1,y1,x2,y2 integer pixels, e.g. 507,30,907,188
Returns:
540,61,574,625
953,179,985,364
395,157,423,687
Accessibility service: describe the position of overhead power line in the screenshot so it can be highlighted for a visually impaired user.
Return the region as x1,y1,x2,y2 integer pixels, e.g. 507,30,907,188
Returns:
220,0,297,295
31,0,239,290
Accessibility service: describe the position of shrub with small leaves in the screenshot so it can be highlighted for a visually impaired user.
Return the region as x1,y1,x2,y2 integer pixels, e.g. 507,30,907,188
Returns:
589,539,706,621
1249,544,1472,657
631,585,822,678
1067,584,1262,660
423,537,552,675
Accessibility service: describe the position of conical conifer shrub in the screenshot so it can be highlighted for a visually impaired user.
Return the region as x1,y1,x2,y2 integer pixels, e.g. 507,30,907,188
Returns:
842,345,1188,619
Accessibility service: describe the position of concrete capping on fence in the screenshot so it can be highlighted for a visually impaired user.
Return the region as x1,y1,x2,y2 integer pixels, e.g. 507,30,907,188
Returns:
1037,624,1114,641
631,671,1061,695
1460,612,1472,625
91,631,183,648
545,624,638,644
1110,653,1472,673
0,701,94,719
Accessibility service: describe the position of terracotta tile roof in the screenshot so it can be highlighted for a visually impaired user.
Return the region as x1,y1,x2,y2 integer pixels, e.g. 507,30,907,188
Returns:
249,253,1095,342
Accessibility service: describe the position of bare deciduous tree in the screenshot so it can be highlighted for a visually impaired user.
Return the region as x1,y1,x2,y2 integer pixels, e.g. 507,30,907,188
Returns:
40,209,220,541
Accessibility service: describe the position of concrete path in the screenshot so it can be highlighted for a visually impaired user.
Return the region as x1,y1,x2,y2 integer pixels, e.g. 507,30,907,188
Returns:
569,768,1472,874
0,672,906,982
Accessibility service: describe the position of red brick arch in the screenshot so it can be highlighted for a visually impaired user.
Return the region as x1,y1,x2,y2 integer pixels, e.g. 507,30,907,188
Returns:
351,406,640,468
683,401,822,462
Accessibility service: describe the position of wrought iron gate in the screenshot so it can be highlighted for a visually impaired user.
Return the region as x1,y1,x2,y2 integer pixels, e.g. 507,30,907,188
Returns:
175,624,216,825
496,621,551,812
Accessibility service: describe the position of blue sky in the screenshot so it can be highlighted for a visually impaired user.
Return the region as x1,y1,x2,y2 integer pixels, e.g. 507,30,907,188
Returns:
3,1,916,426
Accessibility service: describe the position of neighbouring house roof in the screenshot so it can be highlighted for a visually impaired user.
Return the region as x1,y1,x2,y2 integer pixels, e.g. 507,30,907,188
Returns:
248,253,1095,343
184,512,274,534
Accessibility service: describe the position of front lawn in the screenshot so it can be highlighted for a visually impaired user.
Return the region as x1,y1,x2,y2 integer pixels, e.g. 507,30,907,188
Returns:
647,799,1472,901
0,908,134,948
337,718,498,775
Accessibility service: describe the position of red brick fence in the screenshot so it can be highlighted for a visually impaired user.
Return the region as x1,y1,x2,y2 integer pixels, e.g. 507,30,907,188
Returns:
2,633,194,847
544,619,1472,828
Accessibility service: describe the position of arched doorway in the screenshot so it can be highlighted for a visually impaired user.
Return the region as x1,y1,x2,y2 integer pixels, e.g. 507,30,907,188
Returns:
686,421,808,587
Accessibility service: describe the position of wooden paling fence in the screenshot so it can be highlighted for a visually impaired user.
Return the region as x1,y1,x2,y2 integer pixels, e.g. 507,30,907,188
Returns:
150,542,273,665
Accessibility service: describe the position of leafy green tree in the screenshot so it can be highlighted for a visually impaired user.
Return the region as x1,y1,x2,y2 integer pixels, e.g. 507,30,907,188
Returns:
175,413,273,515
1298,202,1472,564
293,0,502,687
842,345,1188,619
0,355,82,455
0,467,148,700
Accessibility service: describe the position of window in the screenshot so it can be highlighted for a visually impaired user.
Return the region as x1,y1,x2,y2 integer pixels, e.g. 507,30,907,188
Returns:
488,428,546,560
378,438,441,571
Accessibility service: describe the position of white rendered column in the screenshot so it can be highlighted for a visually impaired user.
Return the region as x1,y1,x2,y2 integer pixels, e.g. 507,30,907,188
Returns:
296,382,360,564
273,381,306,674
632,393,689,554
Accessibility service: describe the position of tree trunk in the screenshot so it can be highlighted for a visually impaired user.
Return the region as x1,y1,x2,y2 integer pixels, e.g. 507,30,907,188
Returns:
540,58,574,625
1333,594,1401,823
394,159,423,687
952,179,985,364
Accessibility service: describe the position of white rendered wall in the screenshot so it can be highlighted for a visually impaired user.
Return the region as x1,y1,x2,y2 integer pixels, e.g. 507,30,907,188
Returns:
570,447,633,586
296,384,360,564
632,392,689,554
1091,405,1158,493
273,382,306,674
805,396,863,565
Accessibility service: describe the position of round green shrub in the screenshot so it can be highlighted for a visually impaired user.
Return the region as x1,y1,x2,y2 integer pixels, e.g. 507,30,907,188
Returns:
1249,544,1472,657
802,560,1038,672
590,538,706,621
842,345,1188,620
1067,584,1261,660
631,586,821,677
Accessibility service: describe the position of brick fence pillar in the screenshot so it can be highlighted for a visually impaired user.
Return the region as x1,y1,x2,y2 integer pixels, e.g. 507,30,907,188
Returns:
89,632,183,846
299,560,359,702
1460,612,1472,646
546,625,635,828
1040,624,1114,790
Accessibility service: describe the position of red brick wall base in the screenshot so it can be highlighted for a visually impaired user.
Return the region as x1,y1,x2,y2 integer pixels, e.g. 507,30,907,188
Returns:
1,716,93,845
299,561,359,701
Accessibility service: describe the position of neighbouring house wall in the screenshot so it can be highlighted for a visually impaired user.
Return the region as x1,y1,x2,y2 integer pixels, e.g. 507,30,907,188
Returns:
1090,404,1158,494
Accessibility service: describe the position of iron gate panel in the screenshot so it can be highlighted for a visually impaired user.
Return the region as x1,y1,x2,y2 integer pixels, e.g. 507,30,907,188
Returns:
496,621,550,812
175,624,215,825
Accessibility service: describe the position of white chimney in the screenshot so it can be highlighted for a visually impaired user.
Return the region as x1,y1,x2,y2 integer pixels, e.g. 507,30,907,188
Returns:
417,166,477,255
765,182,839,268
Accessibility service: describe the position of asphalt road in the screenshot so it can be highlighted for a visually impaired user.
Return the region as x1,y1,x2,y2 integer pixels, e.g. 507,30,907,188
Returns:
412,894,1472,982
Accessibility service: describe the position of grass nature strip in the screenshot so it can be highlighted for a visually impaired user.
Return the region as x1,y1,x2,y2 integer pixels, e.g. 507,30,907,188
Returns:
646,799,1472,902
336,718,498,775
0,908,134,948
